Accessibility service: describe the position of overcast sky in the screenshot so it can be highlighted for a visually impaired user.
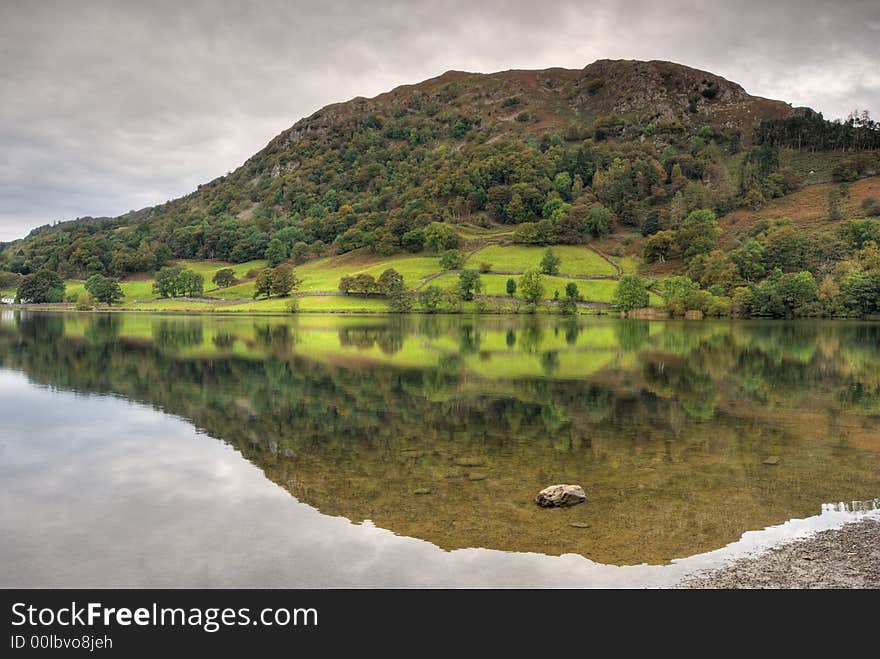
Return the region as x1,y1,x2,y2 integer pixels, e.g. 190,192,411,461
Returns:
1,0,878,242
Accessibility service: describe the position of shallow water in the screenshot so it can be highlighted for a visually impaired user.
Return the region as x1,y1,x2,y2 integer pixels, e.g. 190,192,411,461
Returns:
0,311,878,587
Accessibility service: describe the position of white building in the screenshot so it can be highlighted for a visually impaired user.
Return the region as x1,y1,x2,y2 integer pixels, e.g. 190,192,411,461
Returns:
1,296,16,305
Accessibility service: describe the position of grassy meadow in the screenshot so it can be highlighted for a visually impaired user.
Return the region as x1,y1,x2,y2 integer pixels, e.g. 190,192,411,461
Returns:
15,231,660,314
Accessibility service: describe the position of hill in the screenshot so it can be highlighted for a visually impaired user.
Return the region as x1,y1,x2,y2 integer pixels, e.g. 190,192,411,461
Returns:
0,59,799,270
2,58,879,317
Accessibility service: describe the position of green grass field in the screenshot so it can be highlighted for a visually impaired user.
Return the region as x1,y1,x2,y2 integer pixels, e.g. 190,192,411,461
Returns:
427,271,661,306
204,254,440,299
65,259,269,303
466,245,617,276
40,243,661,312
615,256,639,274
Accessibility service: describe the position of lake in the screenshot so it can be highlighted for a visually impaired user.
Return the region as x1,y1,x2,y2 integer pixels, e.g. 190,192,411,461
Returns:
1,310,878,587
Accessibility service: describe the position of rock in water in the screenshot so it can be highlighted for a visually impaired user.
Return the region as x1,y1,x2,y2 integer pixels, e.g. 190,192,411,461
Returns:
535,484,586,508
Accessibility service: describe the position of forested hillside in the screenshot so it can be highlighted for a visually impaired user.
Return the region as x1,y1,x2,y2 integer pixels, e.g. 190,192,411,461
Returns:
1,59,879,317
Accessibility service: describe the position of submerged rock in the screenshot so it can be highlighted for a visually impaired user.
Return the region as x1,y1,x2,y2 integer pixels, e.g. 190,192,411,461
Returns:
535,484,587,508
763,456,781,465
413,488,432,495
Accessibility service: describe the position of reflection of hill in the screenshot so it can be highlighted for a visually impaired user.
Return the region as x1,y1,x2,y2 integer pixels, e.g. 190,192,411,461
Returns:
0,312,878,565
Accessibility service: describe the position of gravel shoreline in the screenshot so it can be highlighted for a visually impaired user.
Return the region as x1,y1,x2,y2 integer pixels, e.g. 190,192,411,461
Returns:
678,517,880,589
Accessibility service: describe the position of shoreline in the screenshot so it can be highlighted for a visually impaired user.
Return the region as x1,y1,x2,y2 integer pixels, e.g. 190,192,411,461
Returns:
3,302,880,321
678,517,880,589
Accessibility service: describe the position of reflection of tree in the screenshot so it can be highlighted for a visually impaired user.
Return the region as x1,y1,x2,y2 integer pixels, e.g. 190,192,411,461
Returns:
540,350,559,376
458,323,481,355
254,323,296,354
16,312,63,343
84,314,121,345
643,357,719,419
519,318,543,354
153,320,203,350
505,329,516,348
376,325,404,356
213,333,235,350
417,316,442,339
614,320,650,352
337,325,404,355
562,320,580,346
338,327,376,349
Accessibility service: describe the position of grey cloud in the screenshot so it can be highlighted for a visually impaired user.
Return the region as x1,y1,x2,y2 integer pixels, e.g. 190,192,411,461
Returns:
1,0,877,241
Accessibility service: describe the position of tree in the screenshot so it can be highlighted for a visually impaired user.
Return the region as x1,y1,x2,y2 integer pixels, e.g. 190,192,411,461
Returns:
352,273,377,296
506,192,527,223
441,288,463,312
418,286,443,313
0,271,21,290
338,276,355,294
662,275,699,315
253,269,273,299
439,249,465,270
730,239,767,282
614,275,649,311
265,238,288,266
676,209,720,260
555,204,589,244
506,278,517,297
554,172,573,200
512,220,555,245
458,270,482,301
153,266,185,298
777,271,818,316
818,275,842,316
271,265,299,297
841,271,880,315
388,286,415,312
377,268,405,295
540,248,561,275
424,222,459,253
762,221,812,271
84,274,124,305
212,268,238,288
17,268,65,303
644,230,676,263
291,241,310,265
518,269,545,305
585,204,613,239
154,244,172,268
560,282,579,315
177,270,204,297
75,292,95,310
692,249,739,293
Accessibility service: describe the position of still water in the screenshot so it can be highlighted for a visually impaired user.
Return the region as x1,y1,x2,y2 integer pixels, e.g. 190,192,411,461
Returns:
0,311,878,587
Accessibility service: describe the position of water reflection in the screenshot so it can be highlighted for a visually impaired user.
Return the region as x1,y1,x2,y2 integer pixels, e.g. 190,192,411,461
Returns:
0,312,878,574
821,499,880,513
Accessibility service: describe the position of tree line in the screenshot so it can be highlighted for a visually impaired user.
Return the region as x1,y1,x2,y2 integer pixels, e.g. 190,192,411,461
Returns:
755,109,880,152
